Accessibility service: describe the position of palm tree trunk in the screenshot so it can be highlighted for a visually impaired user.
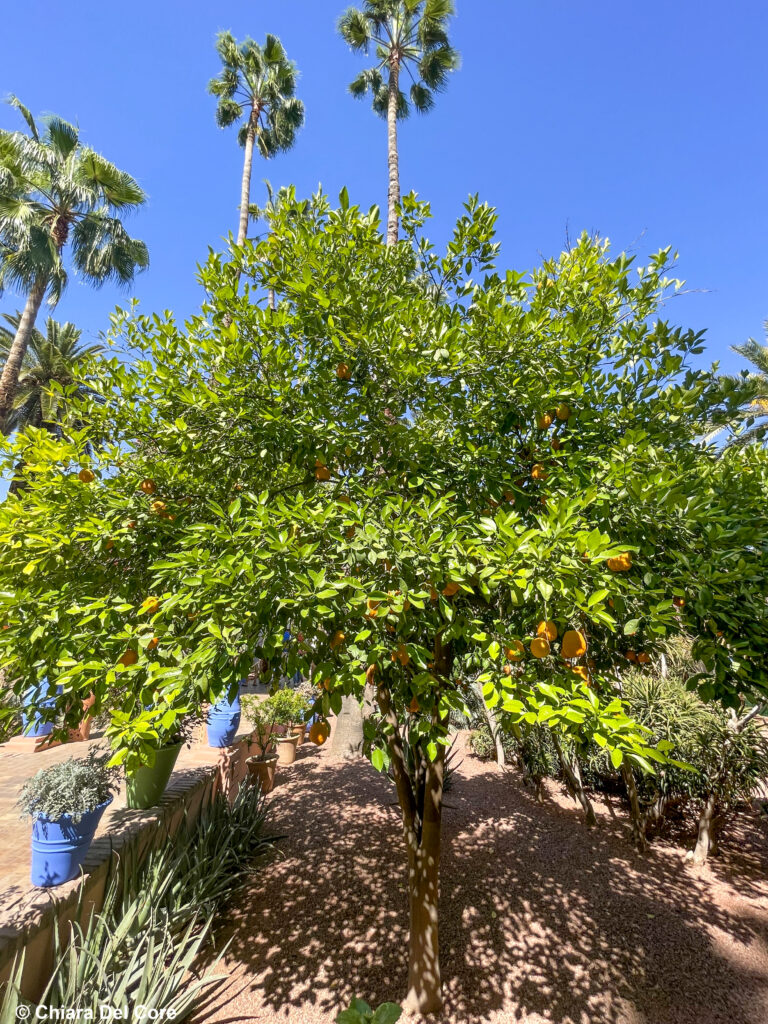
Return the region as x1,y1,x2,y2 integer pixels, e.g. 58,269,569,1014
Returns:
0,277,46,434
386,59,401,247
237,108,258,246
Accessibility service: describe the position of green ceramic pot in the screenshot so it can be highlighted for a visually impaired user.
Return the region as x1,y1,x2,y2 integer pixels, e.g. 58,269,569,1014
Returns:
125,742,183,809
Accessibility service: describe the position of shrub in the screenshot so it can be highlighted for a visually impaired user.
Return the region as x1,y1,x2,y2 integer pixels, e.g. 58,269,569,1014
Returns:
17,750,119,823
265,687,311,726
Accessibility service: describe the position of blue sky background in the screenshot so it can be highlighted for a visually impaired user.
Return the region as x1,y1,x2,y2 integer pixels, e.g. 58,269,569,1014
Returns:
1,0,766,375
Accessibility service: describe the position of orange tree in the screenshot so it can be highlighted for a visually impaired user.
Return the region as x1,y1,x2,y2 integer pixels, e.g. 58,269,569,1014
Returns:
0,190,762,1013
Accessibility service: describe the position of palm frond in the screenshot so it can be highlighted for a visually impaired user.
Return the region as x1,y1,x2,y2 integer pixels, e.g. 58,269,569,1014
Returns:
7,95,39,140
42,116,79,160
338,8,374,51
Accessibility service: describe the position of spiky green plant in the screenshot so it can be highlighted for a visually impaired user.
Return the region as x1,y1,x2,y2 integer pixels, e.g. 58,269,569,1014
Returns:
208,33,304,246
339,0,459,245
0,98,147,431
3,783,272,1020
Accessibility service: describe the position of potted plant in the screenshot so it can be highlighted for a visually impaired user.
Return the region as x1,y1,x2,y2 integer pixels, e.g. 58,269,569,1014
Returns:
266,689,311,765
241,697,278,793
112,710,196,810
18,750,118,887
206,680,243,748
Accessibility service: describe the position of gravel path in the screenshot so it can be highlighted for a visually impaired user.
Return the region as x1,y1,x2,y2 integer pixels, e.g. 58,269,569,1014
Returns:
197,733,768,1024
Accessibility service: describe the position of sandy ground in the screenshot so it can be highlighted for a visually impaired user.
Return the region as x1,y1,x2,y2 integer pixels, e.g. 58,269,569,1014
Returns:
196,733,768,1024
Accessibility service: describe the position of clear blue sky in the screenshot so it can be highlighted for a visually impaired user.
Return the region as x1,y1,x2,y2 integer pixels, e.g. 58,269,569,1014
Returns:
1,0,766,375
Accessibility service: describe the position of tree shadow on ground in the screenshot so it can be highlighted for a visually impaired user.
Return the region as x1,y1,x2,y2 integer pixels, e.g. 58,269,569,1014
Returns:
201,742,768,1024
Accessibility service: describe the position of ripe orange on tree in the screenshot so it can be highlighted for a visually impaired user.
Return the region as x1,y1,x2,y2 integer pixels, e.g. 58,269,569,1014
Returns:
78,468,95,483
537,413,553,430
505,640,525,661
118,649,138,668
536,620,558,642
336,362,351,380
556,402,571,421
315,459,331,481
140,479,156,495
531,637,551,659
330,630,346,650
561,629,587,659
531,464,548,481
607,552,632,572
309,720,330,745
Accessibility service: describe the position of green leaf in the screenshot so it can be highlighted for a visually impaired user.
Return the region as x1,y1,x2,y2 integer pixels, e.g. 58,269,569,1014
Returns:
371,1004,402,1024
610,747,623,769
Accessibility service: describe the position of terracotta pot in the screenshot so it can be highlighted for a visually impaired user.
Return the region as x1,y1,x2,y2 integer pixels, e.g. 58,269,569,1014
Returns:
290,724,306,745
247,754,278,794
276,733,300,766
70,694,96,742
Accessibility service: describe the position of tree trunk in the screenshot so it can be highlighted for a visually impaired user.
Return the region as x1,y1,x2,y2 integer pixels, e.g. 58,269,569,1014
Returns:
385,59,401,247
377,674,445,1014
476,682,505,766
329,694,363,759
686,792,717,865
237,108,258,246
403,745,443,1014
621,762,648,852
0,277,46,434
552,733,597,827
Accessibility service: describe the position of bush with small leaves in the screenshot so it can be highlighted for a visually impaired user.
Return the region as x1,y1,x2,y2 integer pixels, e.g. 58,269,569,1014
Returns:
17,750,119,824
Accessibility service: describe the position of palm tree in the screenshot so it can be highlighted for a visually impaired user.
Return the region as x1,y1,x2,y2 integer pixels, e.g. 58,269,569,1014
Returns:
726,327,768,446
0,97,148,433
0,313,102,434
339,0,459,245
208,33,305,247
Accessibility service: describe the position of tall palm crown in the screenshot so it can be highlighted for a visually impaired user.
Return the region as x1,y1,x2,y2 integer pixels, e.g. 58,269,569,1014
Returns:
726,327,768,445
339,0,459,245
0,97,147,431
0,313,102,434
208,33,305,247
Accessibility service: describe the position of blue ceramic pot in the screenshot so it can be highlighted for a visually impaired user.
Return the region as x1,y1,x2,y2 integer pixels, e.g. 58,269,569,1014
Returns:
21,682,60,738
30,799,111,887
206,688,242,747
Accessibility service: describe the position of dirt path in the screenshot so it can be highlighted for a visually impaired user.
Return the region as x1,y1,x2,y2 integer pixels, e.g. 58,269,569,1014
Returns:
198,734,768,1024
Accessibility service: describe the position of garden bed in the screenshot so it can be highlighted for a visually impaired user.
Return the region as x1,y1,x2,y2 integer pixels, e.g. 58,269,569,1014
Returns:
198,731,768,1024
0,727,256,1001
